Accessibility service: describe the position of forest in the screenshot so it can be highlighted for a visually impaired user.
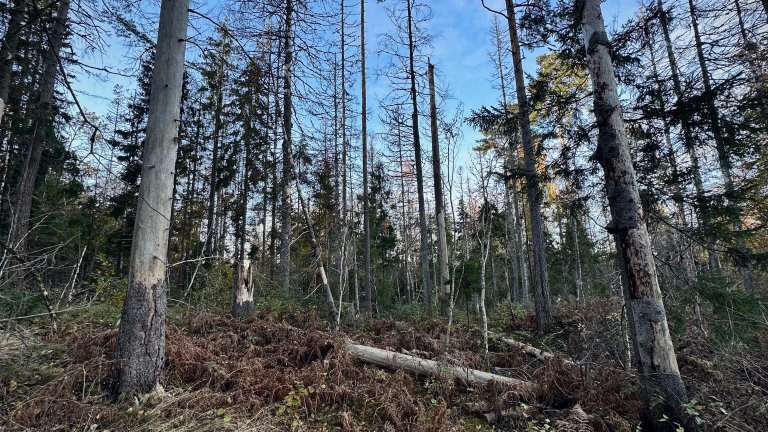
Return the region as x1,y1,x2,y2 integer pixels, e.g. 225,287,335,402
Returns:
0,0,767,430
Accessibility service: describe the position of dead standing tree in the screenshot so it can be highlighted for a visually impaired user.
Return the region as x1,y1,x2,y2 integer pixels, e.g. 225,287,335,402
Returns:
578,0,687,424
114,0,190,397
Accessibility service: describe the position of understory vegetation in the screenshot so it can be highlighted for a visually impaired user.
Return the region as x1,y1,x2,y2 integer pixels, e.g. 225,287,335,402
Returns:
1,290,766,431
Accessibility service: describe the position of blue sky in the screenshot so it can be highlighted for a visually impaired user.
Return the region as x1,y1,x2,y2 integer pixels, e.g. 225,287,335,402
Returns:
73,0,640,156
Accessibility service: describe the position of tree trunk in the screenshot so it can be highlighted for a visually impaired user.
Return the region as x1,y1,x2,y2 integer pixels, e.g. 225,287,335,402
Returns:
294,163,339,330
204,71,224,256
232,260,254,317
278,0,294,293
269,82,280,280
344,343,537,393
361,0,372,316
512,144,529,306
406,0,433,316
579,0,687,422
504,0,551,332
338,0,350,305
493,21,521,304
0,0,26,125
493,333,577,365
479,226,490,357
397,124,412,304
115,0,189,398
687,0,754,296
569,209,585,303
644,22,705,333
656,0,718,271
9,0,70,255
232,143,253,317
429,63,450,318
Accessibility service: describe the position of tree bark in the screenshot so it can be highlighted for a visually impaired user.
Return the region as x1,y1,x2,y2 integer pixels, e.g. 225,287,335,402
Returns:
115,0,189,398
504,0,551,332
429,63,450,318
406,0,433,316
344,343,537,394
278,0,294,293
361,0,372,315
232,139,253,317
231,261,254,317
9,0,71,255
578,0,687,422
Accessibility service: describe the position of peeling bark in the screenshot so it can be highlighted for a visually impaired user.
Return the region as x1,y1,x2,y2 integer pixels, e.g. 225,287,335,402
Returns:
232,261,254,318
115,0,189,398
578,0,687,422
344,343,538,395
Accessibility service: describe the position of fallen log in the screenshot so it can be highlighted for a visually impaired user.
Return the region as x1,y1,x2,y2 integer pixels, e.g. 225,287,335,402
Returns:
343,343,539,396
491,333,577,366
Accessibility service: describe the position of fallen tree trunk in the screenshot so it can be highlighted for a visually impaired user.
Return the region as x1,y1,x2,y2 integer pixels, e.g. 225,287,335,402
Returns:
343,343,539,396
491,333,577,366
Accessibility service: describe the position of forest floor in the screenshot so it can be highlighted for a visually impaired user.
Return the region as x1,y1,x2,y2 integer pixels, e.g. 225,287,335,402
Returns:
0,293,767,431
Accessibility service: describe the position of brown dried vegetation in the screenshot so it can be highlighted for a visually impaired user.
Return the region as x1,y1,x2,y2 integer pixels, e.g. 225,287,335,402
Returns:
1,299,767,431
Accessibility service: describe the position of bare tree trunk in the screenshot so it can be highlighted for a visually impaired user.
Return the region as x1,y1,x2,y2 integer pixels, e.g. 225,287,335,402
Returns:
344,343,537,393
687,0,754,296
479,221,490,357
579,0,687,422
232,145,253,317
9,0,70,256
504,0,551,332
232,260,254,317
278,0,294,293
428,63,450,318
406,0,433,315
361,0,372,315
338,0,351,305
115,0,189,398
